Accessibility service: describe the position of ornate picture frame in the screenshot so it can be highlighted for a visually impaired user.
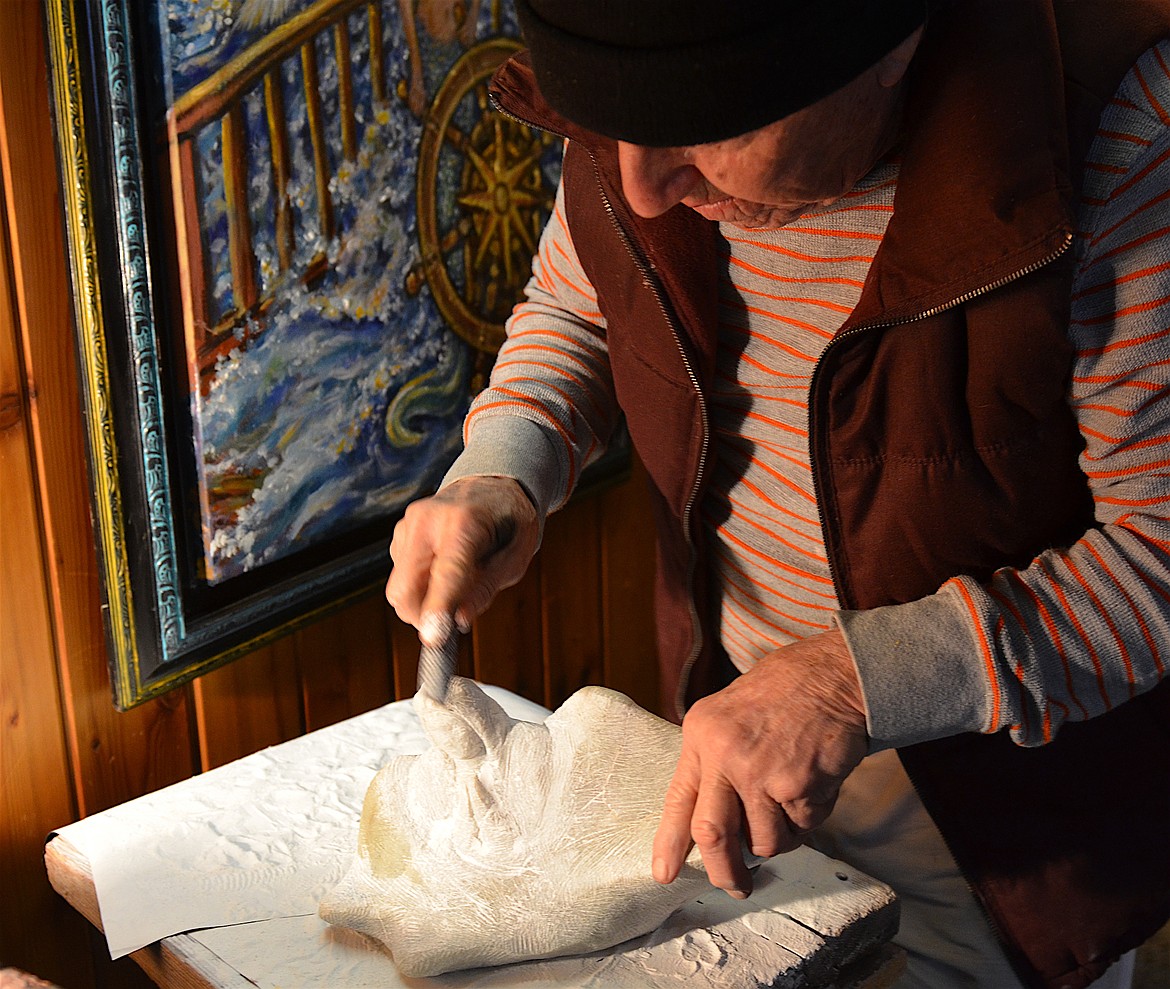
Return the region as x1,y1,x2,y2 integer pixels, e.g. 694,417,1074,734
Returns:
44,0,584,708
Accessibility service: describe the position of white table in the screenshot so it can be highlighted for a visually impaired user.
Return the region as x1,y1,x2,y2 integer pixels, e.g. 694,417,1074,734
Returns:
45,689,904,989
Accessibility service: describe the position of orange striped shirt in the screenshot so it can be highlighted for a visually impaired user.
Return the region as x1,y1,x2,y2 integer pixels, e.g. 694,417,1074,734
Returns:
450,41,1170,749
705,163,896,671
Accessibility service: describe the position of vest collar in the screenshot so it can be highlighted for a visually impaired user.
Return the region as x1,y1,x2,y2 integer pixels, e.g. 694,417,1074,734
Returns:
847,0,1076,331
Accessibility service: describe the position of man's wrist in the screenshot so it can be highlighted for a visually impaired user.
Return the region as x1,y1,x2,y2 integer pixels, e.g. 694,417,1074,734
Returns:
441,417,565,518
834,587,995,751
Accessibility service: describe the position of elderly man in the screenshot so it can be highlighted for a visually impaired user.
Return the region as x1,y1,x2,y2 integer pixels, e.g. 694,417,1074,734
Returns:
386,1,1170,987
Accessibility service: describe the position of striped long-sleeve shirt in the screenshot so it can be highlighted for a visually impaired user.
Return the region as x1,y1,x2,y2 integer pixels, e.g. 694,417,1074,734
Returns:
445,41,1170,749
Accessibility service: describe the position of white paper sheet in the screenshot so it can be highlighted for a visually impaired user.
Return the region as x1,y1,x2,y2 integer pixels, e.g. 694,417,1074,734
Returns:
54,686,552,959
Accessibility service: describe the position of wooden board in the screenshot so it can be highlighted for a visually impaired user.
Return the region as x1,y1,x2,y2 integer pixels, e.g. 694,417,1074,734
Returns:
298,591,394,731
192,640,305,770
0,0,198,824
540,499,605,708
388,608,422,698
472,561,547,702
0,72,96,989
598,456,660,714
0,0,669,983
46,831,903,989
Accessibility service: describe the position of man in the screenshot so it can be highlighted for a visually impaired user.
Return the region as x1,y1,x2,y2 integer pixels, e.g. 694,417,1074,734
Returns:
386,1,1170,986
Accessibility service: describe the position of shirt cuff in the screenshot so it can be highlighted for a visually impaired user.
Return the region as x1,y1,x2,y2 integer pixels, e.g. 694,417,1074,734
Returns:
439,416,567,520
835,586,994,752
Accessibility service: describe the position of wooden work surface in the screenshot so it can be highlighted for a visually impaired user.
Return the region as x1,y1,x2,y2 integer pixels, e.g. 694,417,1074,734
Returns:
44,691,904,989
47,832,903,989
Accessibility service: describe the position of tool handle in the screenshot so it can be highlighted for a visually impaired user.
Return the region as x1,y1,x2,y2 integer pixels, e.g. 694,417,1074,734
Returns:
417,612,458,702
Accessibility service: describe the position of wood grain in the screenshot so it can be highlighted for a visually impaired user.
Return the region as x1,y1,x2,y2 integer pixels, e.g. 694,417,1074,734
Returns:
472,561,546,704
2,0,659,982
0,92,95,989
192,639,305,770
540,498,605,709
389,607,422,699
841,943,908,989
0,0,197,822
46,832,903,989
299,591,394,731
45,838,255,989
599,456,661,714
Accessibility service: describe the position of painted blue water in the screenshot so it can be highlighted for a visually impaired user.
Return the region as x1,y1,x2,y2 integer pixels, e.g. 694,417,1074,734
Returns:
158,0,548,583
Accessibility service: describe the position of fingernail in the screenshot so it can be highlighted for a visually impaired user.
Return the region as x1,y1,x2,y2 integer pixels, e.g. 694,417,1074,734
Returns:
652,858,671,884
454,610,471,635
728,889,749,900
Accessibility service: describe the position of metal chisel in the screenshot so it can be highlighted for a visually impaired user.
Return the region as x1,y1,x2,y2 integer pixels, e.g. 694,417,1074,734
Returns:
417,612,458,702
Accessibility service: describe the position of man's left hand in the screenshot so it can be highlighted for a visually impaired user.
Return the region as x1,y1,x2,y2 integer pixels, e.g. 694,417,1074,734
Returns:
651,629,869,898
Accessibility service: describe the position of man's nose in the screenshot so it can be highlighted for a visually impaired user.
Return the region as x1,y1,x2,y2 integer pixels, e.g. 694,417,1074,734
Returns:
616,142,703,218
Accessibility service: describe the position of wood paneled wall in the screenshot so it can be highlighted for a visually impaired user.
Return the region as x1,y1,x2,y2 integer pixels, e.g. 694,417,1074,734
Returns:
0,3,658,984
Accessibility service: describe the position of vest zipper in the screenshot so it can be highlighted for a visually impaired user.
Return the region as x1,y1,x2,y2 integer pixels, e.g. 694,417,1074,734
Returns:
588,168,711,723
489,94,710,720
807,230,1074,602
806,230,1073,972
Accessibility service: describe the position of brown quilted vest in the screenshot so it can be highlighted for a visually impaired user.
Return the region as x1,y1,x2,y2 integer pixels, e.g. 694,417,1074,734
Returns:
491,2,1170,986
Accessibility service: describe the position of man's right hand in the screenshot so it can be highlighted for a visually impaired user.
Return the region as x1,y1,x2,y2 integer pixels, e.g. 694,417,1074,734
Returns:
386,476,541,641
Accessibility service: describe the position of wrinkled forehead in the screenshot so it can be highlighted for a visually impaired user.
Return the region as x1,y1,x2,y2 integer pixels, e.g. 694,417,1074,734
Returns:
515,0,929,147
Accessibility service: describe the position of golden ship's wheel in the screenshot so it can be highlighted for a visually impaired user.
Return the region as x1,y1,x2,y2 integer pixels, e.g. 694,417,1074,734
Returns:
412,37,558,355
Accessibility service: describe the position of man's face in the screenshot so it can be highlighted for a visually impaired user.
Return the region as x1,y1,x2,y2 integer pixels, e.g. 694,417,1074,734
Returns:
617,31,919,230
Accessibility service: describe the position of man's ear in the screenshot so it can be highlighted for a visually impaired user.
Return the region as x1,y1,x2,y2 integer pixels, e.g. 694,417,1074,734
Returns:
876,25,925,88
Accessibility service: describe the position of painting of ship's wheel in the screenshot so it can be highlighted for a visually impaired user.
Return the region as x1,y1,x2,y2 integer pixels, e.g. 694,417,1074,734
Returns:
414,38,558,354
152,0,562,588
46,0,568,705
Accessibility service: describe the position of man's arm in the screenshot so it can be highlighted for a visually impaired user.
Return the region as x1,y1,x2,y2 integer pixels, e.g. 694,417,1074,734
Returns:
839,41,1170,750
386,177,617,630
653,41,1170,899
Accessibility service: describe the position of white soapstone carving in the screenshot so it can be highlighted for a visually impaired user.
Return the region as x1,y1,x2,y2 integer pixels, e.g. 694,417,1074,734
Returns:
319,677,712,977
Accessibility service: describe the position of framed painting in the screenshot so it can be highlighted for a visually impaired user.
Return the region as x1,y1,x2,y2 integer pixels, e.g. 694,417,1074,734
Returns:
44,0,603,708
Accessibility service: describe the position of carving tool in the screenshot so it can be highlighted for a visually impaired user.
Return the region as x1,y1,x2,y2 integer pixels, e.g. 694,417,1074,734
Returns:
417,612,458,702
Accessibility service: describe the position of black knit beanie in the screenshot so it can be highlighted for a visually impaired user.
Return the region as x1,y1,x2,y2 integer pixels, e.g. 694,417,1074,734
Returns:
515,0,929,147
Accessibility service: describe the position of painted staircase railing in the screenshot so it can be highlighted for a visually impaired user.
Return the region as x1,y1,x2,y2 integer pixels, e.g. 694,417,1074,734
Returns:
167,0,388,391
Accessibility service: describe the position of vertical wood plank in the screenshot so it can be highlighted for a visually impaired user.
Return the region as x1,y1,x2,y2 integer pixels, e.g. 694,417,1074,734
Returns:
388,608,421,699
298,591,394,731
0,107,96,989
0,1,672,979
1,0,197,821
599,458,661,714
456,629,476,680
540,497,604,709
471,560,546,705
87,928,158,989
192,639,304,770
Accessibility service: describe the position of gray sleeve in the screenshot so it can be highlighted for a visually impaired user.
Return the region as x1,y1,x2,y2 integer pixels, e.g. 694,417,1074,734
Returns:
835,591,991,751
440,416,565,525
445,175,617,516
